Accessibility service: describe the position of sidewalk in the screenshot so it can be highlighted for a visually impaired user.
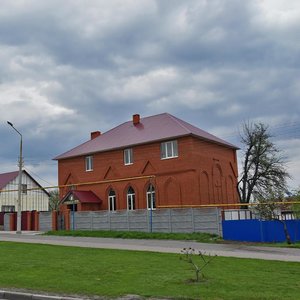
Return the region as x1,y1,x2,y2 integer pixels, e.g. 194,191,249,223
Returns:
0,289,154,300
1,231,300,262
0,289,87,300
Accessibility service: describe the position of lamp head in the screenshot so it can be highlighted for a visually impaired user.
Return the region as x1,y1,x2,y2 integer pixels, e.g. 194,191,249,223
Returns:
7,121,13,127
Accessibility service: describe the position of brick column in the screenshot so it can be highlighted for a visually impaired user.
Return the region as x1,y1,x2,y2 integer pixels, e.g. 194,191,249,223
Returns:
26,212,32,231
32,211,39,231
9,213,16,231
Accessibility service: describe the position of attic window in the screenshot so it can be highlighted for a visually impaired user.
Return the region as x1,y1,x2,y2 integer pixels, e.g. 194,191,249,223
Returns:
161,140,178,159
85,155,93,171
21,184,27,194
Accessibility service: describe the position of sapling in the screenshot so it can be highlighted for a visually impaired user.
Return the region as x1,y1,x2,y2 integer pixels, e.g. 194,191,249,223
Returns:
180,247,216,282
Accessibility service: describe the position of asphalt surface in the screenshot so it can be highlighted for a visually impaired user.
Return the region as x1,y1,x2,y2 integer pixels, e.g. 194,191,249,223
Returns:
1,231,300,262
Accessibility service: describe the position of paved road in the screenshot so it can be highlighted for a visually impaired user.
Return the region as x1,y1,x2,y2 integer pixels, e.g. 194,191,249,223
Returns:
1,231,300,262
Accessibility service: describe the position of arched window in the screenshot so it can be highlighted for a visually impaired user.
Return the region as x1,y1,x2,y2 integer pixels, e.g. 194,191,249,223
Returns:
108,189,117,211
147,184,156,210
127,187,135,210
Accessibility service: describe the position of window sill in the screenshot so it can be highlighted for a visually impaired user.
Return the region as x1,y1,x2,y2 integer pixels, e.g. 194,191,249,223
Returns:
161,156,178,160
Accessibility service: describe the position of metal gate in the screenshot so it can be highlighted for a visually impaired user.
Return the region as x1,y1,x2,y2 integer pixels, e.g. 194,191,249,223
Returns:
57,212,65,230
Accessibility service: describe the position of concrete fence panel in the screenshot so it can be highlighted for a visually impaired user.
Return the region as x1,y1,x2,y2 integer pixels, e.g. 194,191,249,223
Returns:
4,213,10,231
69,208,222,236
91,211,110,230
74,212,92,230
128,210,148,232
193,208,222,235
39,212,52,232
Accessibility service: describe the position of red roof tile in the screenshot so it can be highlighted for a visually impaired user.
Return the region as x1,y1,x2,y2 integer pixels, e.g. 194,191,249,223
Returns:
0,171,19,190
54,113,238,160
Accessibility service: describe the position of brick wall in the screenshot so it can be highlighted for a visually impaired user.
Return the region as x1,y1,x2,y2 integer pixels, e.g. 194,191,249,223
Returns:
58,136,238,211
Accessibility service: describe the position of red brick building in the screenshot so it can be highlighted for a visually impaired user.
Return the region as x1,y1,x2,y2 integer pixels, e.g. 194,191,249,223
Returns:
54,113,239,211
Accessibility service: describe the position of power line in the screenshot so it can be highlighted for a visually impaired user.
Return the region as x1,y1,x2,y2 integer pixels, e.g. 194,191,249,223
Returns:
25,168,56,186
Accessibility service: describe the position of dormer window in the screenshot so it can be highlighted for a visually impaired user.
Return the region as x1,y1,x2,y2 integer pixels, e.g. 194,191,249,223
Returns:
161,140,178,159
85,155,93,171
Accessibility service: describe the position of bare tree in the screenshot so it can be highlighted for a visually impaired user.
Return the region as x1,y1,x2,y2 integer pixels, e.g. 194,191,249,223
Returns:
291,187,300,219
238,122,290,204
49,189,61,211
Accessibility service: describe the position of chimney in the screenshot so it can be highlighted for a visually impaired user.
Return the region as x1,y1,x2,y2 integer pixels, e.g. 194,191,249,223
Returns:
133,114,140,125
91,131,101,140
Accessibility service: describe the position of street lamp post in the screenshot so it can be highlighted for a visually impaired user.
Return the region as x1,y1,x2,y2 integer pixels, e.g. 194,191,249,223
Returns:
7,121,23,234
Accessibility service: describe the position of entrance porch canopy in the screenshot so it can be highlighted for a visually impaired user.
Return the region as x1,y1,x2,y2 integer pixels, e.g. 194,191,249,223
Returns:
62,190,102,205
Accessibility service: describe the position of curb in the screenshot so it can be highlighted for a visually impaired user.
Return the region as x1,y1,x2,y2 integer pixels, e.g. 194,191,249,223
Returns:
0,291,85,300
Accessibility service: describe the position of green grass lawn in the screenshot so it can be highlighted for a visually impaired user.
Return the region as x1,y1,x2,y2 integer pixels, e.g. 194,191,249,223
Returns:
0,242,299,300
45,230,222,243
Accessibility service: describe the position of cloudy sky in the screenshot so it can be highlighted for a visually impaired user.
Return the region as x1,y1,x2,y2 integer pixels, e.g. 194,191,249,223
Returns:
1,0,300,190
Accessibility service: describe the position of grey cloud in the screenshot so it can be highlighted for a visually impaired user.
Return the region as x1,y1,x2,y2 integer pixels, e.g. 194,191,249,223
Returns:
0,0,300,188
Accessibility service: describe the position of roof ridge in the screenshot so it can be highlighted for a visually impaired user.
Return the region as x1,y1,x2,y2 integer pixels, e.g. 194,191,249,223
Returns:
0,170,19,176
166,113,192,134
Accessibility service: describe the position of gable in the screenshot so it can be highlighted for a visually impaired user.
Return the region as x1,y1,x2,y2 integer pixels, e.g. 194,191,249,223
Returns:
0,170,50,197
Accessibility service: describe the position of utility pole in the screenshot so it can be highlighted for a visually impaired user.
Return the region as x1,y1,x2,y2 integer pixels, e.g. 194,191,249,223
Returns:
7,121,23,234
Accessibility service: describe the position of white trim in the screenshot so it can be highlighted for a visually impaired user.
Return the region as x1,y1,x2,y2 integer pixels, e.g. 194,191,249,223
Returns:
124,148,133,165
127,187,136,210
160,140,178,159
147,185,156,210
85,155,93,171
108,189,117,211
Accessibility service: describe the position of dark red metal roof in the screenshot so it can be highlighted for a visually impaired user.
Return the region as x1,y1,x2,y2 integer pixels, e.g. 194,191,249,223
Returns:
0,171,19,190
54,113,238,160
63,190,102,204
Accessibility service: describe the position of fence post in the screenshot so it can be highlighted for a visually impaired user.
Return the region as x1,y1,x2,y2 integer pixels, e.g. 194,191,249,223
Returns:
168,209,172,233
191,208,195,232
216,208,222,237
127,210,130,231
52,211,57,231
109,210,111,231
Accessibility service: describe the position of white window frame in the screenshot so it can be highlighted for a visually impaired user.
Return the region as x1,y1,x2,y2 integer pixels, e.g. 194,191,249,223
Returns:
147,185,156,210
127,187,136,211
85,155,93,171
161,140,178,159
108,190,117,211
124,148,133,165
